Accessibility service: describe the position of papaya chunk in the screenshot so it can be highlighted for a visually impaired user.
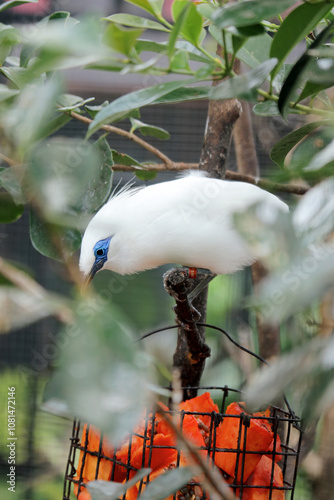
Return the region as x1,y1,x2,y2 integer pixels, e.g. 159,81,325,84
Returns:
179,392,219,428
254,409,283,462
73,424,122,498
214,402,274,483
129,433,178,473
73,397,287,499
78,490,92,500
238,455,284,499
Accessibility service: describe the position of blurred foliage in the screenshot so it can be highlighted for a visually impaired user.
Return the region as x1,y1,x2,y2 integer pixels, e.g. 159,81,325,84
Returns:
1,0,334,498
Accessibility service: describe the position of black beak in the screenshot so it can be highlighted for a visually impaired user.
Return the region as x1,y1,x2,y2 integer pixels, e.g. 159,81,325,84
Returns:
84,259,105,289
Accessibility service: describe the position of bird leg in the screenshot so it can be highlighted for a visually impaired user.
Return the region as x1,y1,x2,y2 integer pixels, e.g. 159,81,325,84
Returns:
183,267,217,303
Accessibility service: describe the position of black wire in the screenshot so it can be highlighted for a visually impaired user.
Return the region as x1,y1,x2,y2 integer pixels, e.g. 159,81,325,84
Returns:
137,322,268,366
137,322,296,418
136,325,178,342
197,322,269,366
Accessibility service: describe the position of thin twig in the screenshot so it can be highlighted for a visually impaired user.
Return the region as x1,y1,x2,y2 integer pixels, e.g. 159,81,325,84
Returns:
112,163,309,195
0,256,46,298
69,110,176,169
156,402,236,500
0,153,16,166
0,148,309,195
0,256,73,324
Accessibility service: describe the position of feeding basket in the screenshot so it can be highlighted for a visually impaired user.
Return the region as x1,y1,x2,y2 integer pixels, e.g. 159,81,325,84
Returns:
63,386,302,500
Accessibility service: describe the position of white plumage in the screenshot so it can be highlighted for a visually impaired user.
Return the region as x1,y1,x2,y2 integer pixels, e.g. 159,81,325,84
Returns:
79,171,288,281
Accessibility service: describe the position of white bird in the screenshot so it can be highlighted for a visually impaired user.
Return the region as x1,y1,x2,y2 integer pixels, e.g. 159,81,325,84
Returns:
79,171,288,284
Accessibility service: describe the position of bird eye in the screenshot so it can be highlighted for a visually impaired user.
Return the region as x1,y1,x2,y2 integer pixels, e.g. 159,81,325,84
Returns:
96,248,104,257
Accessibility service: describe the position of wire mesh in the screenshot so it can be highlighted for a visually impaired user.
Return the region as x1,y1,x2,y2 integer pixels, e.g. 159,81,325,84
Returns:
63,386,302,500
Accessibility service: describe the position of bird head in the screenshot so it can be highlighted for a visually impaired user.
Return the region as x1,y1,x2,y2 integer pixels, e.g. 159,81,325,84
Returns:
79,225,113,286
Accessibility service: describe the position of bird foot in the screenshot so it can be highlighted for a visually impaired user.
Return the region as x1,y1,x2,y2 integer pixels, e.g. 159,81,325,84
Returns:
181,267,216,303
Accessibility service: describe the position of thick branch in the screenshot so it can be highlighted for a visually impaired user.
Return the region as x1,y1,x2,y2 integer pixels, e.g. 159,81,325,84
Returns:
199,99,242,178
163,268,211,400
233,99,280,360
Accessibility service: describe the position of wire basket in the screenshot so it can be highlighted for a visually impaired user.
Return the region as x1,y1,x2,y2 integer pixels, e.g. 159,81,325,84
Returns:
63,386,303,500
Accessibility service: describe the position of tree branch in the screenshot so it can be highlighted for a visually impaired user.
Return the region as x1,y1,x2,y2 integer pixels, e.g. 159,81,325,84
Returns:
0,152,16,166
0,256,73,324
69,110,175,169
163,268,211,401
233,98,281,361
111,163,309,195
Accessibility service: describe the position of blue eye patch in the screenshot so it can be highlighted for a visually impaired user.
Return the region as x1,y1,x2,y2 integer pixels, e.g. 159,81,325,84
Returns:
93,237,112,262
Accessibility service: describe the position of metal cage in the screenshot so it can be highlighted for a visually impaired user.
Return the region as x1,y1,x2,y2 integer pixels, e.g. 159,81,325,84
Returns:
63,386,303,500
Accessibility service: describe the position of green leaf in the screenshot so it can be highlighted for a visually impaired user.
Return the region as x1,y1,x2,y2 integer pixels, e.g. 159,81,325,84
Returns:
116,55,161,74
0,192,24,223
305,57,334,85
0,165,26,204
136,39,209,63
170,49,191,72
136,39,168,54
87,470,152,500
0,23,21,48
231,33,246,56
270,121,326,168
57,96,95,112
278,19,334,118
135,169,157,181
270,2,334,79
24,17,111,75
111,149,143,167
153,86,210,104
44,298,153,443
19,43,37,68
83,136,113,212
195,64,215,79
3,78,62,156
85,101,109,118
103,13,169,32
296,133,334,174
0,0,37,13
172,0,204,46
29,210,81,261
84,60,126,72
139,467,195,500
33,94,87,141
0,84,19,103
208,0,297,29
210,27,272,68
124,0,164,18
37,113,72,141
87,79,197,136
168,2,190,57
229,23,266,38
210,58,277,101
253,100,280,116
297,79,331,103
0,66,38,89
103,23,143,57
130,117,170,139
26,138,109,219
